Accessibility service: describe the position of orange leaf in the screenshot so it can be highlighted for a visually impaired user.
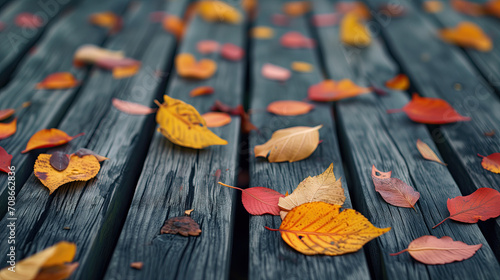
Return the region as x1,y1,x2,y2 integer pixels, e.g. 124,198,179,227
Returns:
308,79,371,102
485,0,500,17
196,40,220,54
267,100,314,116
283,1,311,17
176,53,217,79
201,112,232,127
163,15,184,39
440,22,492,51
251,26,274,39
112,98,157,115
35,263,79,280
190,86,214,97
451,0,485,16
130,262,143,270
336,2,371,19
0,118,17,140
197,1,242,24
340,12,371,47
387,93,471,124
477,153,500,174
266,202,390,255
22,129,84,153
423,1,443,13
0,146,13,173
291,61,313,72
89,12,122,34
112,63,141,79
416,139,447,166
36,72,79,90
34,154,100,194
385,74,409,90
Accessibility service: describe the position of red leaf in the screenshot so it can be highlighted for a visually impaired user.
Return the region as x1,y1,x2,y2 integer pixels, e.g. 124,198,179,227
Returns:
15,13,43,28
387,93,471,124
433,188,500,228
261,63,291,81
477,153,500,174
390,235,482,265
280,31,315,49
0,146,12,173
219,182,285,215
197,40,220,54
21,129,84,153
372,165,420,209
112,98,157,115
221,43,244,61
0,118,17,140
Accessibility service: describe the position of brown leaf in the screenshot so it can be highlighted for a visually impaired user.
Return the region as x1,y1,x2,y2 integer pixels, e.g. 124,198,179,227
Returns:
49,152,70,171
74,148,108,162
160,216,202,236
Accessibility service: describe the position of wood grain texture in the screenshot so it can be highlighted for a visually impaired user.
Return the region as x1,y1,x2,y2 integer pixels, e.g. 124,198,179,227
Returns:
103,4,247,280
0,0,180,279
247,1,371,279
312,0,500,278
0,0,132,218
361,0,500,259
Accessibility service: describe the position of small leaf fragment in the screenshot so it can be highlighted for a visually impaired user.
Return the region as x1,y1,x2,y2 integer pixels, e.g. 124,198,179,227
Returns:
0,118,17,140
162,15,184,39
22,129,84,153
184,209,194,216
251,26,274,39
130,262,143,270
112,98,157,115
477,153,500,174
312,13,338,27
50,152,70,171
416,139,447,166
451,0,485,16
283,1,310,17
196,40,220,54
0,109,15,121
280,31,314,49
0,146,13,173
219,182,284,215
423,1,443,13
161,216,202,236
197,1,242,24
89,12,122,34
291,61,313,73
15,13,43,28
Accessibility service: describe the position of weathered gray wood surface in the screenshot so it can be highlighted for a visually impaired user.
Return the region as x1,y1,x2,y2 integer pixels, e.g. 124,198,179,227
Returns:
247,1,371,279
0,0,131,218
312,0,500,278
362,0,500,259
0,0,181,279
104,3,247,280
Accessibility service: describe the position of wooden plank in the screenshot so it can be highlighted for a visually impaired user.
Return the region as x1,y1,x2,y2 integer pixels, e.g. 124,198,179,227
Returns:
0,0,77,87
361,0,500,258
0,0,183,279
311,0,500,278
103,4,247,280
0,0,132,218
247,1,371,279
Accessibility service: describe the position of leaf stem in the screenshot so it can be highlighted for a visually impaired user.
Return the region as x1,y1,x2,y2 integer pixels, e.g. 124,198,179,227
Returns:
477,153,485,159
218,182,243,192
72,132,85,139
432,217,449,229
389,249,408,256
264,226,279,231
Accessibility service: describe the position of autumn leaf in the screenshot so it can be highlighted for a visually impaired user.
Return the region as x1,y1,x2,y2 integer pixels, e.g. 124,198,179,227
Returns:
266,202,390,255
291,61,313,73
340,12,371,47
74,148,109,162
254,125,322,163
34,154,100,194
111,62,141,79
0,146,12,173
130,262,143,270
0,118,17,140
312,13,338,27
89,12,122,34
197,40,220,54
219,182,285,215
372,165,420,209
0,241,77,280
477,153,500,174
387,93,471,124
49,152,70,171
433,188,500,228
440,22,492,52
416,139,447,166
451,0,485,16
336,1,371,19
197,1,242,24
485,0,500,17
390,235,482,264
22,129,84,153
15,13,43,28
156,95,227,149
201,112,232,127
280,31,314,49
221,43,245,61
308,79,371,102
278,163,345,219
95,57,141,79
36,73,79,90
423,1,443,13
385,74,409,91
251,26,274,39
190,86,214,97
73,45,124,66
0,102,29,121
267,100,314,116
176,53,217,79
163,15,184,39
161,216,202,236
112,98,157,115
283,1,310,16
261,63,291,81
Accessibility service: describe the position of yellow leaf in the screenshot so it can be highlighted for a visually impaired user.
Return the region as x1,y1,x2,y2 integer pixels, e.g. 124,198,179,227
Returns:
270,202,390,255
440,22,492,52
198,1,242,24
251,26,274,39
291,61,313,72
254,125,322,163
340,12,371,47
279,164,345,219
155,95,228,149
34,154,101,194
0,242,77,280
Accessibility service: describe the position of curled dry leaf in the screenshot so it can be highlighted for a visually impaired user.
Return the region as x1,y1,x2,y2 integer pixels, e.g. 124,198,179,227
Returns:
340,13,371,47
336,1,371,19
0,146,13,173
176,53,217,79
440,22,492,52
112,98,157,115
423,1,443,13
254,125,322,163
372,165,420,209
36,72,79,90
266,202,390,255
0,241,77,280
15,13,43,28
201,112,232,127
0,118,17,140
477,153,500,174
451,0,485,16
196,40,220,54
74,45,124,66
261,63,291,81
312,13,338,27
49,151,70,171
416,139,447,166
308,79,371,102
89,12,122,34
34,154,101,194
220,43,245,61
267,100,314,116
74,148,108,162
163,15,184,39
251,26,274,39
291,61,313,72
156,95,227,149
278,163,345,219
130,262,143,270
197,1,242,24
391,235,482,264
161,216,202,236
433,188,500,228
283,1,310,16
385,74,409,91
280,31,314,49
387,93,471,124
219,182,284,215
22,129,84,153
190,86,214,97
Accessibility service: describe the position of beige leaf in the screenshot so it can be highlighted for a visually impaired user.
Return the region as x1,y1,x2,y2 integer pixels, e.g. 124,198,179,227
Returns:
416,139,447,166
278,163,345,219
254,125,322,163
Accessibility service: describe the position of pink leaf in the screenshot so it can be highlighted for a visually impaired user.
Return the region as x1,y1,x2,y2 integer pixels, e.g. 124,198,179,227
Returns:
221,43,245,61
261,63,291,82
371,165,420,209
112,98,157,115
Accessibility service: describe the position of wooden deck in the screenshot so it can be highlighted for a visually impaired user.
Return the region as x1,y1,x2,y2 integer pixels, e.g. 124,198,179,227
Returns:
0,0,499,279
